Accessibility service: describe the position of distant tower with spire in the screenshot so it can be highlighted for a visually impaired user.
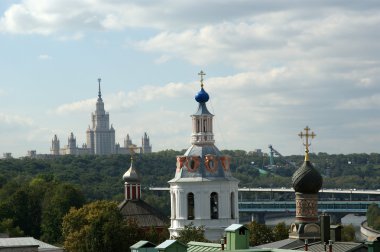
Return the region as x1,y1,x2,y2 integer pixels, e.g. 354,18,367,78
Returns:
50,78,152,156
86,78,116,155
67,132,77,155
141,132,152,153
290,126,323,240
168,71,239,241
50,135,60,155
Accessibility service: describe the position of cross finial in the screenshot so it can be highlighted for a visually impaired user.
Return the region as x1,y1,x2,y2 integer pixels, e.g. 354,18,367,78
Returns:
198,70,206,88
98,78,102,98
298,126,316,161
129,147,135,162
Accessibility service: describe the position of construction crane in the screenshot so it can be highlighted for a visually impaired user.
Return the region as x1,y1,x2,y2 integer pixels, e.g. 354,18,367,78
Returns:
268,144,297,168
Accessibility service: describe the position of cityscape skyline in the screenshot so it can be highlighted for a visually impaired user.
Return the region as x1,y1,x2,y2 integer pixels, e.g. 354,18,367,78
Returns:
0,1,379,157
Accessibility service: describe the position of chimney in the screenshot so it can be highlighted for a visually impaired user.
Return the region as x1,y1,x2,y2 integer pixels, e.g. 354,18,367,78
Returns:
220,238,225,250
304,239,308,251
328,240,333,252
320,213,331,243
330,225,342,242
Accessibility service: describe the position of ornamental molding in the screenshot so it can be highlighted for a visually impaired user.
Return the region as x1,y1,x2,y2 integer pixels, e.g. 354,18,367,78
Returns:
205,154,218,173
220,156,230,171
186,156,200,172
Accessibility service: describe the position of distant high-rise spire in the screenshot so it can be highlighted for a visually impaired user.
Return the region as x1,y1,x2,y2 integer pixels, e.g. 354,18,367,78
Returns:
98,78,102,99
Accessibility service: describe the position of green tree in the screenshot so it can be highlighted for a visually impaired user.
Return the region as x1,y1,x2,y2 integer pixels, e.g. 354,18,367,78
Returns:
41,183,85,243
62,200,141,252
0,218,24,237
367,203,380,228
373,216,380,231
341,224,356,241
7,189,33,235
247,221,274,246
175,222,207,244
144,226,170,245
272,222,289,241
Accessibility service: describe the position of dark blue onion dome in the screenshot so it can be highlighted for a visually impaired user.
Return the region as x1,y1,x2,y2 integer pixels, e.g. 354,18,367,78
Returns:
195,87,209,103
292,153,323,194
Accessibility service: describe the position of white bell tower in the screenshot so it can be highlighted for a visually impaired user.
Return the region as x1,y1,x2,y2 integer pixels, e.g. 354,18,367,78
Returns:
168,71,239,241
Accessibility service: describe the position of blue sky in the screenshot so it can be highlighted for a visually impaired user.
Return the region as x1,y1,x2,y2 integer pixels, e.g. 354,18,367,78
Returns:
0,0,380,157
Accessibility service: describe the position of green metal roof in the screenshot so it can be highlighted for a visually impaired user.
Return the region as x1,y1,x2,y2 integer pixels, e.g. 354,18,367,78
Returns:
130,240,156,249
187,241,221,252
156,240,187,249
225,224,247,232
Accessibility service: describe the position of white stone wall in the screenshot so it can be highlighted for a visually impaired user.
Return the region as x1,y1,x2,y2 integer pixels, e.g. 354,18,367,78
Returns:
169,180,239,241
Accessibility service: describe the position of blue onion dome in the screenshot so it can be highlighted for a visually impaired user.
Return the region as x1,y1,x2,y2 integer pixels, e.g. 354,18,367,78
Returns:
195,87,209,103
292,159,323,194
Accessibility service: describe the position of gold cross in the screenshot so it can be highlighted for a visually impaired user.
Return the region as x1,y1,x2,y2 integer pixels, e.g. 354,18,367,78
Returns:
298,126,316,154
198,70,206,88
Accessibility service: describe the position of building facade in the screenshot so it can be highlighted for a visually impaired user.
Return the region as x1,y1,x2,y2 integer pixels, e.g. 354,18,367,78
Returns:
168,72,239,241
49,79,152,156
85,79,116,155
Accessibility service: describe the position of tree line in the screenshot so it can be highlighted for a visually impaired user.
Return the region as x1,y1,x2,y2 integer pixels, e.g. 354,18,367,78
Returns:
0,150,377,250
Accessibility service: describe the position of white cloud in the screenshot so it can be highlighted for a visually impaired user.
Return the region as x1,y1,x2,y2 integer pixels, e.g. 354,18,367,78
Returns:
57,32,84,41
0,112,34,127
52,98,95,115
38,54,52,60
2,1,380,156
135,10,380,70
336,94,380,110
51,81,193,115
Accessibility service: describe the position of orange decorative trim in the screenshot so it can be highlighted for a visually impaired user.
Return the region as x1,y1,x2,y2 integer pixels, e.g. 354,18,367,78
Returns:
205,154,218,173
186,156,200,172
220,156,231,171
176,156,186,172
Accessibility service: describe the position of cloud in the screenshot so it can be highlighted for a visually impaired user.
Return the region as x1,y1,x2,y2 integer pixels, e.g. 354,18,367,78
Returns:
135,10,380,70
336,94,380,110
52,98,95,115
2,1,380,156
57,32,84,41
51,81,193,115
0,0,202,35
0,112,34,127
38,54,52,60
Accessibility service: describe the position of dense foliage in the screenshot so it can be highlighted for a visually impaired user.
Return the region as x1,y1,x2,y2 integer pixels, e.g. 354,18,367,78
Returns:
62,200,142,252
367,204,380,230
0,175,84,243
341,224,356,241
174,222,208,244
246,221,289,246
2,151,380,201
0,150,379,245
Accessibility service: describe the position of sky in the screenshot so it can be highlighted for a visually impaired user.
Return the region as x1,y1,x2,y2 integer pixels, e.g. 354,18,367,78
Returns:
0,0,380,158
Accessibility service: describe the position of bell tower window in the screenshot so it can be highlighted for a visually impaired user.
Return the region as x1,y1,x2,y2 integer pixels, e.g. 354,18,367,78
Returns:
187,193,195,220
210,192,218,219
231,192,235,219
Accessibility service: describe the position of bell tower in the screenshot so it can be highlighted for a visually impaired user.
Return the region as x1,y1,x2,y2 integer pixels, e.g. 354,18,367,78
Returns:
168,71,239,241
